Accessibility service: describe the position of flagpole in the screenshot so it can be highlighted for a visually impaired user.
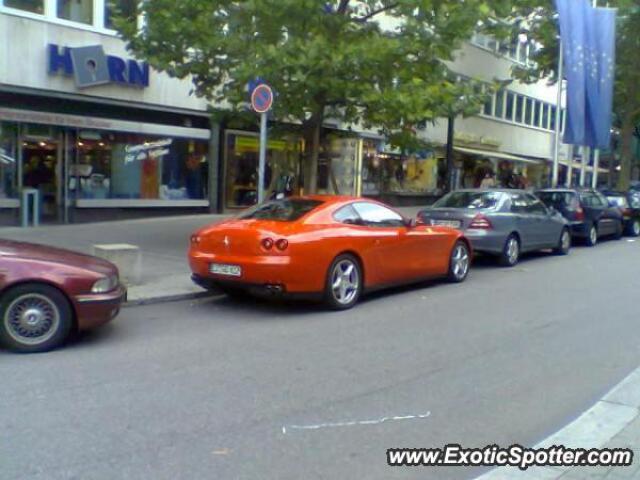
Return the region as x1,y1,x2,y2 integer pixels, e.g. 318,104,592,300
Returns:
591,0,600,189
552,40,563,188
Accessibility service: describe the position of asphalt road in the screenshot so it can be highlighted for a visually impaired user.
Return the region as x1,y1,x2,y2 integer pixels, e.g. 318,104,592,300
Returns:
2,237,640,480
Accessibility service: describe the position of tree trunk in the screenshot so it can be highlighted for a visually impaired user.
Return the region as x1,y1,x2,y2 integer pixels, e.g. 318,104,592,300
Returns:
617,117,634,191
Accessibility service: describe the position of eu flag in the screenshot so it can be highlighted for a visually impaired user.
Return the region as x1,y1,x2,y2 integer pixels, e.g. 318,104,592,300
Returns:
555,0,616,149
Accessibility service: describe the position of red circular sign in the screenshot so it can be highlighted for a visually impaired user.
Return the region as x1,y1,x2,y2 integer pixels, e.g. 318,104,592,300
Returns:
251,84,274,113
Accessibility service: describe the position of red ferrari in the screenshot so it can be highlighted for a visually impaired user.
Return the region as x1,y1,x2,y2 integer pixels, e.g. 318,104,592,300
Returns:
0,240,126,353
189,196,471,309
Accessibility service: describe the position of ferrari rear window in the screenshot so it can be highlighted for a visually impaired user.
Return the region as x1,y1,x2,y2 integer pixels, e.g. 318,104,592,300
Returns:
433,191,503,209
238,199,323,221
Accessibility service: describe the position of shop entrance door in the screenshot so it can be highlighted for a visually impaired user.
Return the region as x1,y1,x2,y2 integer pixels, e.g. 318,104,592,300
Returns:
20,126,64,223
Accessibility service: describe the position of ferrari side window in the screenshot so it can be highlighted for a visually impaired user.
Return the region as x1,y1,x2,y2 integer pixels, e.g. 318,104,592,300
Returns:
352,202,404,228
333,205,362,225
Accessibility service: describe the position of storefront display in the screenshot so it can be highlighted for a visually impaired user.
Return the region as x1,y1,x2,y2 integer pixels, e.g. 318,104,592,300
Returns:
0,122,18,201
73,132,208,201
0,116,210,225
224,131,303,209
361,139,441,198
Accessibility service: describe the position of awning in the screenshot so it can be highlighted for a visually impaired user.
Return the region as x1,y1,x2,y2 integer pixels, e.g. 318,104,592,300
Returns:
453,146,541,165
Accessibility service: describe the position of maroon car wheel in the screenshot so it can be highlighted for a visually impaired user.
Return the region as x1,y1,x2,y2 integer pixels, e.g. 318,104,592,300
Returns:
0,283,73,353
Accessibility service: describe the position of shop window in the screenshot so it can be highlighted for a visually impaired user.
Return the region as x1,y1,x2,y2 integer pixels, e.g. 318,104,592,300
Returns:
224,132,302,209
495,90,505,119
57,0,93,24
71,131,208,201
3,0,43,14
104,0,137,29
514,95,524,123
0,122,19,199
505,92,515,121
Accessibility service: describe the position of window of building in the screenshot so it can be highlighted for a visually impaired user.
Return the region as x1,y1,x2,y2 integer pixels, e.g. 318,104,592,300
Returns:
3,0,43,14
483,94,493,116
515,95,524,123
524,98,534,126
550,106,557,131
104,0,137,29
72,131,209,201
542,104,550,129
533,101,542,128
495,90,505,119
57,0,93,24
505,92,515,121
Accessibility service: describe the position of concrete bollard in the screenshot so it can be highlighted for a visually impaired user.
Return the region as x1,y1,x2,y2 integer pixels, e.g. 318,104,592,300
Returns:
92,243,143,286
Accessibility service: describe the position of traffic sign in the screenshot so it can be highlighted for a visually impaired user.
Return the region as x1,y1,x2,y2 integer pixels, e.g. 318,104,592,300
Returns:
251,84,274,113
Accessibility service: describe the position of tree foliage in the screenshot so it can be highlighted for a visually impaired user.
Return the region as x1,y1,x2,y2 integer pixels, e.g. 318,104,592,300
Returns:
116,0,514,192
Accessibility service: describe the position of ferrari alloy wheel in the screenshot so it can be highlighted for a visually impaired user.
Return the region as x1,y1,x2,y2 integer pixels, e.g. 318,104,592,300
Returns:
325,254,362,310
448,241,470,283
554,228,571,256
499,234,520,267
0,284,73,353
586,225,598,247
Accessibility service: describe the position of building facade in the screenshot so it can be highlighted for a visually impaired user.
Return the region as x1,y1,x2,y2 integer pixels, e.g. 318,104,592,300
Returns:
1,2,605,225
0,0,215,226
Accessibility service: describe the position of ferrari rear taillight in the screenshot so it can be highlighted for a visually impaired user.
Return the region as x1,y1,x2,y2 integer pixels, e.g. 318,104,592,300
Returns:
469,214,492,229
275,239,289,251
261,238,274,250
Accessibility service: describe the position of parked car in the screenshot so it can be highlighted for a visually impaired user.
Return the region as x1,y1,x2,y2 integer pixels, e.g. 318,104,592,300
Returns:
536,188,624,246
417,189,570,267
0,240,126,353
189,196,471,310
600,190,640,237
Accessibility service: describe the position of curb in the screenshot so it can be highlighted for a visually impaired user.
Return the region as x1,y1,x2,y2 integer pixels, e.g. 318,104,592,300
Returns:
123,290,223,307
476,366,640,479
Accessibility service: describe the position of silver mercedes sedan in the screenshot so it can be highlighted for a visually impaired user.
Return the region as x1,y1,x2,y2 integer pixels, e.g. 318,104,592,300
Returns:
417,189,571,266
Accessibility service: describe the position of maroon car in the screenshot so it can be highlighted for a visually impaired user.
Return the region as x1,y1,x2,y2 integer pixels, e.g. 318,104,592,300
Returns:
0,240,126,353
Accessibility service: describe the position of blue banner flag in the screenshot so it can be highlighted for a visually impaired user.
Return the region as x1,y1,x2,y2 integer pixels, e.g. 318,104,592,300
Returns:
555,0,616,149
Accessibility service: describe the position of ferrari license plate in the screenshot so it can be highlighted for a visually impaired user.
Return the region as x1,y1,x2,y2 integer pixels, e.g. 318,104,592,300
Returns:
210,263,242,277
432,219,462,228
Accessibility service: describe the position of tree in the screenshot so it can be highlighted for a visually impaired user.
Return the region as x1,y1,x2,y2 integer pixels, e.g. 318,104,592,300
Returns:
115,0,514,193
504,0,640,190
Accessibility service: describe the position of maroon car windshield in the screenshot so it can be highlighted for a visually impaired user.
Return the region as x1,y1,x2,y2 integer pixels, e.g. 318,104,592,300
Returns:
238,199,324,221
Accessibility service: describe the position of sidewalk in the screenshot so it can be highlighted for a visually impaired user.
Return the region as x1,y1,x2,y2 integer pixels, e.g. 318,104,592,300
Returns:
0,214,227,305
479,366,640,479
0,206,424,305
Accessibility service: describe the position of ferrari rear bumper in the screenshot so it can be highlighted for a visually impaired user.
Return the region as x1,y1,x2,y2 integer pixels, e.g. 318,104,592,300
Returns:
191,274,321,301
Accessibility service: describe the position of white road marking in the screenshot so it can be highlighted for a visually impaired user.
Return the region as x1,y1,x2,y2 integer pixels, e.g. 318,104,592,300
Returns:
281,412,431,434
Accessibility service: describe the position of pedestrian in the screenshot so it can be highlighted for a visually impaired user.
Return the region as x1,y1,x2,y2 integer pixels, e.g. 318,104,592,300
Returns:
480,172,496,189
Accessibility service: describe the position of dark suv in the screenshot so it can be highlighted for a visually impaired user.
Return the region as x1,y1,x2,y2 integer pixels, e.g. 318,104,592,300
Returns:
536,189,623,246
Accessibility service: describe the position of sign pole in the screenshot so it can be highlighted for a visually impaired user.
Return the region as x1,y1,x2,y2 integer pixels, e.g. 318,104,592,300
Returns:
258,111,268,203
250,82,274,204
